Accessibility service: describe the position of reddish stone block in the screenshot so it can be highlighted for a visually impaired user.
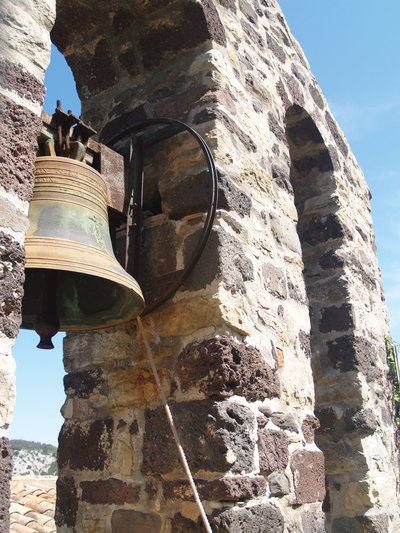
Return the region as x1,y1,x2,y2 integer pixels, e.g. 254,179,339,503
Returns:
81,479,140,505
301,414,320,444
58,418,113,471
258,429,289,474
176,336,279,401
290,449,326,504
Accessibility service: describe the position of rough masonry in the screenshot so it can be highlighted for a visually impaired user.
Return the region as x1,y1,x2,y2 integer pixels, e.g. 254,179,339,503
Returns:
0,1,399,532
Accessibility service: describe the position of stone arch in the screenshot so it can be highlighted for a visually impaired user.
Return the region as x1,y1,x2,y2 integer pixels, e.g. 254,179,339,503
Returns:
51,0,226,134
285,105,371,529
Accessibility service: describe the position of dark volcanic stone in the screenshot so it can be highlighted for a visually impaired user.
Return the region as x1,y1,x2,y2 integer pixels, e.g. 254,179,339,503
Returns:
299,330,311,358
291,449,325,504
0,232,25,338
309,84,324,109
266,33,286,63
55,477,78,529
301,414,320,443
163,475,266,501
0,94,41,202
326,335,380,380
63,368,106,399
301,213,346,246
176,336,280,401
319,304,354,333
0,438,12,532
0,59,44,104
58,418,113,471
112,510,161,532
212,503,284,532
183,226,254,292
81,479,140,504
171,513,204,532
142,400,256,475
344,407,378,434
258,429,289,473
218,173,252,218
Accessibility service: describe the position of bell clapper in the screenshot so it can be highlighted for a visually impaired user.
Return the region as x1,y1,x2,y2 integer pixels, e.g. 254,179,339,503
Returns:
34,270,60,350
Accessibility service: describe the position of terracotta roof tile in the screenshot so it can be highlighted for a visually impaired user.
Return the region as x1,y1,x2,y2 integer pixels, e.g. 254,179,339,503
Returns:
10,477,56,533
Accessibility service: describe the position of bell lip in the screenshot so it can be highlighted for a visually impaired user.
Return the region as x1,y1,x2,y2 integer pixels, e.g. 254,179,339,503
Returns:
23,237,145,331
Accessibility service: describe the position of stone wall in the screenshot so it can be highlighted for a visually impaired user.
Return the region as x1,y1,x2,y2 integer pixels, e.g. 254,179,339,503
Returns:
0,0,399,531
0,0,55,530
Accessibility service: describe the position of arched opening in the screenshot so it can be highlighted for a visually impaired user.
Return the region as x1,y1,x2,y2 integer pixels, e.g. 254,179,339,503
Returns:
285,105,368,529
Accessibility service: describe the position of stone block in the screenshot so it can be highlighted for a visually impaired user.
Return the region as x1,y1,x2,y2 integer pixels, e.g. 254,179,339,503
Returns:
142,400,256,476
302,414,320,443
81,478,140,505
301,510,326,533
290,449,325,504
163,475,266,502
176,336,280,401
262,262,287,299
258,429,289,474
0,232,25,339
301,213,347,246
55,477,78,529
268,471,290,496
171,513,203,532
108,366,171,409
0,95,41,202
112,510,161,533
319,304,353,333
0,437,12,532
58,418,113,471
183,226,254,292
211,503,284,532
269,412,299,433
63,368,106,399
326,335,380,380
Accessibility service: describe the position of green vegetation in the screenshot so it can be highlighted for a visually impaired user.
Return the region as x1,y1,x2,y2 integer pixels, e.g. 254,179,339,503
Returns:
10,440,57,456
385,335,400,428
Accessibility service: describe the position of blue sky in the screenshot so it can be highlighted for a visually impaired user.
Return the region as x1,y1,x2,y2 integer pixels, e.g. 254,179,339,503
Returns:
9,2,400,445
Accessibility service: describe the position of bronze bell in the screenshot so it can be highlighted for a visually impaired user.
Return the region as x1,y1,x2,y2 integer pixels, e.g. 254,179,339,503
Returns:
22,156,145,349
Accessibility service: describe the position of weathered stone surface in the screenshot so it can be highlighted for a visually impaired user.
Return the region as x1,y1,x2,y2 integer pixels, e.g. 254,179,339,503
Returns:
58,418,113,471
171,513,203,532
262,262,287,299
218,173,252,218
344,407,378,434
326,335,380,380
301,213,347,246
163,475,266,502
270,412,298,432
325,110,349,157
55,477,77,529
63,368,106,399
258,429,289,474
81,479,140,504
0,94,41,202
319,304,354,333
183,226,254,292
212,503,284,532
112,510,161,532
140,2,225,70
142,400,256,475
291,449,325,504
299,330,312,358
302,510,326,533
0,232,25,339
0,59,45,104
0,437,12,532
268,471,290,496
176,336,280,401
302,414,320,443
331,514,388,533
141,220,177,277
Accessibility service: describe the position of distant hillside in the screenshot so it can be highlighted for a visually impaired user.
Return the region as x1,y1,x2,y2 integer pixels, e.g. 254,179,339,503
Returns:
11,440,57,476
